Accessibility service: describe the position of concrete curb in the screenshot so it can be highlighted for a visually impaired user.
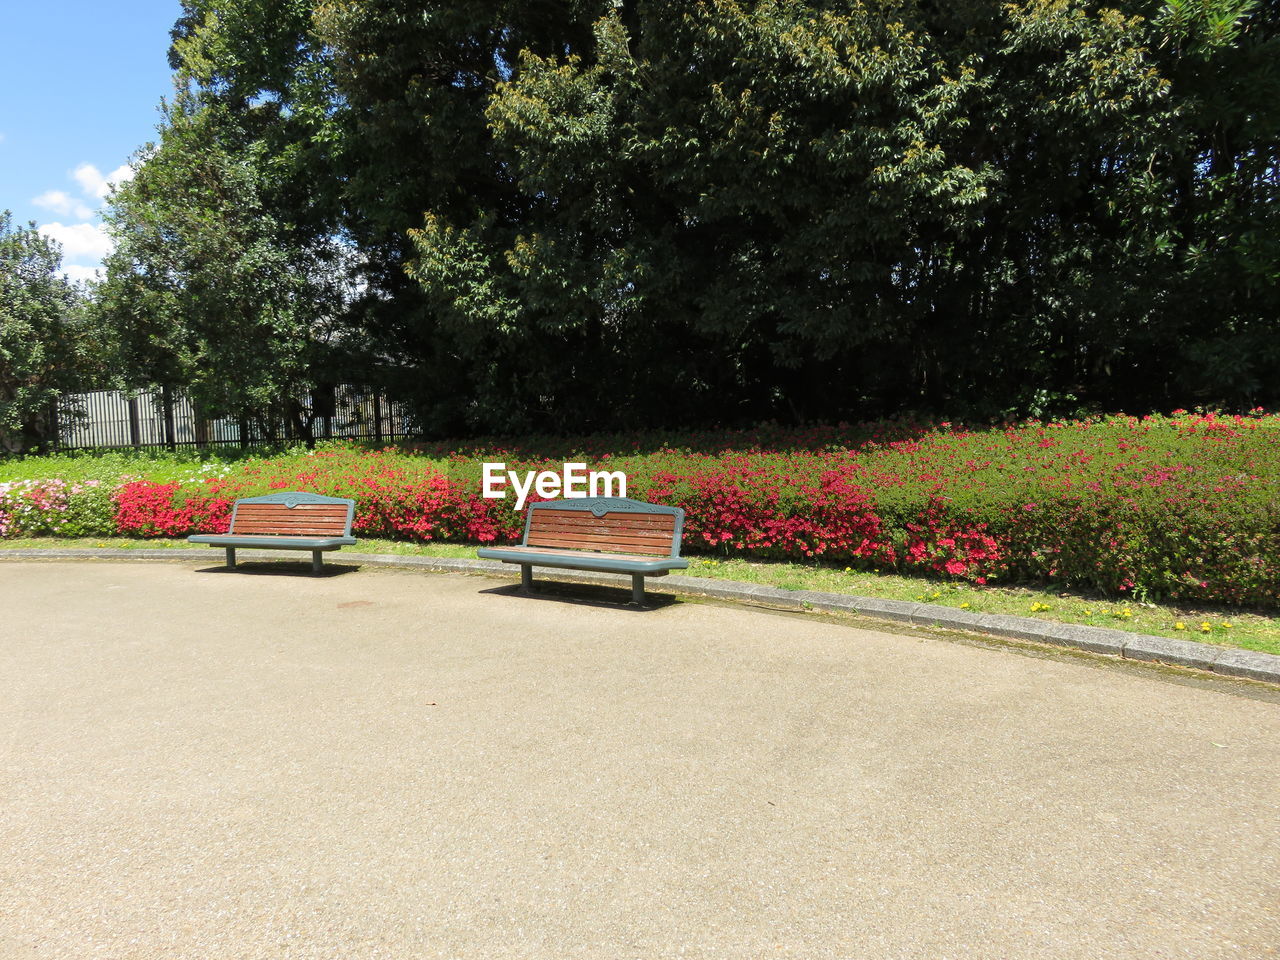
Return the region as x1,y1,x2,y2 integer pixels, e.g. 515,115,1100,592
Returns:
3,547,1278,685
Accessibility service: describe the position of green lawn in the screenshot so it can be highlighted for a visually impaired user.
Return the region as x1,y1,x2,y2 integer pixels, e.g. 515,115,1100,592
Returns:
5,536,1277,657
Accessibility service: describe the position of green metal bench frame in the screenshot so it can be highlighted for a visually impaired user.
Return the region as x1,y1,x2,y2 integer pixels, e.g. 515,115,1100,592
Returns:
477,497,687,604
188,491,357,573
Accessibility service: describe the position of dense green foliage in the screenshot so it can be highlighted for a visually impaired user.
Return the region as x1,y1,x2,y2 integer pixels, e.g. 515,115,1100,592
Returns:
96,3,351,438
0,213,99,453
99,0,1280,432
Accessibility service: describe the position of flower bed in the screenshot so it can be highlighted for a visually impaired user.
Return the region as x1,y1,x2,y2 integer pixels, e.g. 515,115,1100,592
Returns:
0,479,116,539
2,412,1277,607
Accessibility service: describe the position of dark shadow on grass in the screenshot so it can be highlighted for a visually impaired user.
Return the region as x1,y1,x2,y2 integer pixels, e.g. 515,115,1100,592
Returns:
196,562,361,578
480,580,680,611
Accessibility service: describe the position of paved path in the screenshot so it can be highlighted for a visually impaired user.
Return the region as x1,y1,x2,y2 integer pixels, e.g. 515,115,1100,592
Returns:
2,561,1278,959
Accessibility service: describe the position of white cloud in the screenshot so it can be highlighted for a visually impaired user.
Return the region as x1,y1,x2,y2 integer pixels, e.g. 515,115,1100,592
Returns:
72,162,134,200
38,221,113,262
62,263,103,286
71,163,105,198
106,163,135,191
30,161,132,276
33,190,94,220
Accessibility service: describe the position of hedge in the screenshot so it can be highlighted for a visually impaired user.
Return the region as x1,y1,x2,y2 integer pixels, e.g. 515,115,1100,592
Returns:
2,411,1277,607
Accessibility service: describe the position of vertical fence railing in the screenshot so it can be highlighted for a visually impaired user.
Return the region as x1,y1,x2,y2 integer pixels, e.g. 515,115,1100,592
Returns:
50,386,415,452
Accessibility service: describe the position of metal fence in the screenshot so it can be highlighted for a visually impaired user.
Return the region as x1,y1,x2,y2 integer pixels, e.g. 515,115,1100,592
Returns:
51,385,416,452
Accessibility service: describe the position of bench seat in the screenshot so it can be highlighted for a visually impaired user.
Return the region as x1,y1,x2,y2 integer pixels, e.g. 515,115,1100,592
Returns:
477,497,687,604
189,534,357,551
477,545,688,576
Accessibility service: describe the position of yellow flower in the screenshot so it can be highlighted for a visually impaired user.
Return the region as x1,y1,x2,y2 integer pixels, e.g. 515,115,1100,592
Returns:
1221,622,1233,629
1199,622,1211,633
1174,622,1186,631
959,602,971,609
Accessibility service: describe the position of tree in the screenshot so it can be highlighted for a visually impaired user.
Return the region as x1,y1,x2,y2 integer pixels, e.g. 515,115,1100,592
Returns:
0,213,96,453
1142,0,1280,406
313,0,601,433
102,0,1280,433
98,1,352,440
402,0,1280,422
406,1,1173,422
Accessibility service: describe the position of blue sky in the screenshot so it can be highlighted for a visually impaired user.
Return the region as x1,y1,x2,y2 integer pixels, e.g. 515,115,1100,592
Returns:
1,0,182,283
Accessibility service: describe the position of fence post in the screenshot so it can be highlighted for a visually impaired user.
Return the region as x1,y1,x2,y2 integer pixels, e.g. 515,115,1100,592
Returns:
312,384,335,443
373,393,383,443
127,396,142,449
193,398,210,450
161,386,177,451
47,399,61,452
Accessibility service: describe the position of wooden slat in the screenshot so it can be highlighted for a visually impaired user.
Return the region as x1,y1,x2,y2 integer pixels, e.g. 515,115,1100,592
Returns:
529,517,672,537
232,512,348,520
235,503,347,509
230,526,346,536
233,521,346,530
526,541,670,555
530,519,672,538
231,514,348,523
537,512,680,527
531,520,673,538
527,527,670,542
530,523,673,542
236,502,347,508
532,511,673,530
231,518,346,527
230,519,348,527
527,530,673,550
235,506,348,517
485,546,673,563
523,536,667,555
226,535,343,542
234,513,347,522
231,519,347,529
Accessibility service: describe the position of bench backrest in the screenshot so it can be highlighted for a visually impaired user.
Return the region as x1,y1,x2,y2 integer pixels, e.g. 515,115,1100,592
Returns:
229,491,355,538
522,498,684,557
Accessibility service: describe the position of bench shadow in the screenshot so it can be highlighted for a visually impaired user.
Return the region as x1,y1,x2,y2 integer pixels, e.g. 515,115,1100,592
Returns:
196,562,361,578
480,581,680,611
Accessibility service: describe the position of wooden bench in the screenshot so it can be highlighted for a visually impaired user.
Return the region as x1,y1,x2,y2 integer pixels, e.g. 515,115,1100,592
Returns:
477,497,687,605
188,491,357,573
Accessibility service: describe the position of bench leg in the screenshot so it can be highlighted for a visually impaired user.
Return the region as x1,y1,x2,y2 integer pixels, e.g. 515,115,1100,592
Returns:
312,550,323,574
225,547,237,569
631,574,646,606
521,564,534,593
